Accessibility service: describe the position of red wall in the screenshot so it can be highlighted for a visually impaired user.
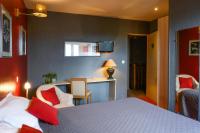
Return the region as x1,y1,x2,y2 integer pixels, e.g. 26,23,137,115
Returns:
0,0,27,96
179,27,199,81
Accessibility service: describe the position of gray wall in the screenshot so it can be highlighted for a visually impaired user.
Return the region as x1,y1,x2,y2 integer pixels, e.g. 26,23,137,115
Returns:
28,12,150,101
169,0,200,112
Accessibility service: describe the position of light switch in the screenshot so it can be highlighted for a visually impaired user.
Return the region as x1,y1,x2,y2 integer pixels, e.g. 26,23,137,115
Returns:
121,60,125,64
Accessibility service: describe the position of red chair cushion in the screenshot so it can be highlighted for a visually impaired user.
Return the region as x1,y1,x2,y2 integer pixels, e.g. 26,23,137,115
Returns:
27,97,59,125
179,77,193,89
41,87,60,105
20,124,42,133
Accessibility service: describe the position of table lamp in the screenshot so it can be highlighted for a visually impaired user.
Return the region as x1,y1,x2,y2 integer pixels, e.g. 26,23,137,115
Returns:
104,59,117,79
24,82,31,98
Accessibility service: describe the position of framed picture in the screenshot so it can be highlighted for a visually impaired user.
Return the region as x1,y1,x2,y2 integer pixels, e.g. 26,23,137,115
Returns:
189,40,200,56
64,42,100,57
19,26,26,55
0,5,12,57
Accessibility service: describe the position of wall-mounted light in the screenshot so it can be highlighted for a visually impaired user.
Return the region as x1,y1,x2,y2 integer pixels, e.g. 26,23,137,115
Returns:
15,3,47,18
0,82,16,92
32,4,47,17
24,82,31,98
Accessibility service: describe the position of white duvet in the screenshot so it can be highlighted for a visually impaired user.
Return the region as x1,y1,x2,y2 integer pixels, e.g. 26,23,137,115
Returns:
0,122,18,133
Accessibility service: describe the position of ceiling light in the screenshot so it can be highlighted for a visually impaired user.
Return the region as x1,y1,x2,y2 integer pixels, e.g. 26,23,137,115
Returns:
154,7,159,11
15,3,48,18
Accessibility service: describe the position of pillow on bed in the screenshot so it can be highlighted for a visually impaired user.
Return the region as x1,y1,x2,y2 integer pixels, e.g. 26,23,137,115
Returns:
41,87,60,105
20,124,42,133
179,77,193,89
27,97,59,125
0,93,42,132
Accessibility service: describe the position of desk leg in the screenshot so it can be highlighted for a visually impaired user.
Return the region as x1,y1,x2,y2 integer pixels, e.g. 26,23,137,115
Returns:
109,80,116,100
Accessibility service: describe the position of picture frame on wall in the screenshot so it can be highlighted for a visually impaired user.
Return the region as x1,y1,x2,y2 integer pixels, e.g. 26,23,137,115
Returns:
19,26,26,55
0,5,12,58
189,40,200,56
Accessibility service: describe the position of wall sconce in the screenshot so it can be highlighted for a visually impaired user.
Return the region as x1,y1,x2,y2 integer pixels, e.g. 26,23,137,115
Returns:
24,82,31,98
0,82,16,93
15,3,48,18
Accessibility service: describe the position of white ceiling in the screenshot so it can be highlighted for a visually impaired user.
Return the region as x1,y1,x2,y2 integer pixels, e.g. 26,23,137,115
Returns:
24,0,168,21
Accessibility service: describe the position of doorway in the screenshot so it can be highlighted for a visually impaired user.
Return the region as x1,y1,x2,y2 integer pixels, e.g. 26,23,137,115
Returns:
128,35,147,97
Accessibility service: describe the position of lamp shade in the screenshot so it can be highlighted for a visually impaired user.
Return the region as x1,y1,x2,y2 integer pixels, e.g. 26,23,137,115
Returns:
104,59,117,67
33,4,47,17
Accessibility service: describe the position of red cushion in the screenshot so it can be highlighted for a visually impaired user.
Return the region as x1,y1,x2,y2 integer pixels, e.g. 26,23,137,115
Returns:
179,77,193,89
41,87,60,105
27,97,59,125
20,124,42,133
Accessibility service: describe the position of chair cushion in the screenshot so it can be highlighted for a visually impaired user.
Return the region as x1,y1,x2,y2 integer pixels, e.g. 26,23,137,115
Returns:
27,97,59,125
41,87,60,105
20,124,42,133
179,77,193,89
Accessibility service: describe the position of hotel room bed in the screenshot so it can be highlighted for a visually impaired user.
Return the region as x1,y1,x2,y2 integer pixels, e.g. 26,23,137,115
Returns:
40,98,200,133
178,89,199,119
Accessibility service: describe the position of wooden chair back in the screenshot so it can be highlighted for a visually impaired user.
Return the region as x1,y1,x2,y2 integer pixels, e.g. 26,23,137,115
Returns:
70,78,87,97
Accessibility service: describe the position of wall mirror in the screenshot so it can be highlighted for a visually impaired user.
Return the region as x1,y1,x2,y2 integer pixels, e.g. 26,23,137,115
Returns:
64,42,100,57
176,26,200,121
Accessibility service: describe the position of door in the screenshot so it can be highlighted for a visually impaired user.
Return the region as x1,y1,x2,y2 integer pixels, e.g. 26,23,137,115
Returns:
129,35,147,96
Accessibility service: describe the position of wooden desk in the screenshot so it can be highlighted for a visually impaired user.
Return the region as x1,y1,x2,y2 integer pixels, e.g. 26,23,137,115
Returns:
52,78,117,100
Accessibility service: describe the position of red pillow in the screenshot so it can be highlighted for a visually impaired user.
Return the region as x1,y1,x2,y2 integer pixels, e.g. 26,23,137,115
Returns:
179,77,193,89
20,124,42,133
27,97,59,125
41,87,60,105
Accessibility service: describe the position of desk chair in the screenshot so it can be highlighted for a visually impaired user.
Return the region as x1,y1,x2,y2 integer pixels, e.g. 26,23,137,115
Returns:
70,78,92,105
